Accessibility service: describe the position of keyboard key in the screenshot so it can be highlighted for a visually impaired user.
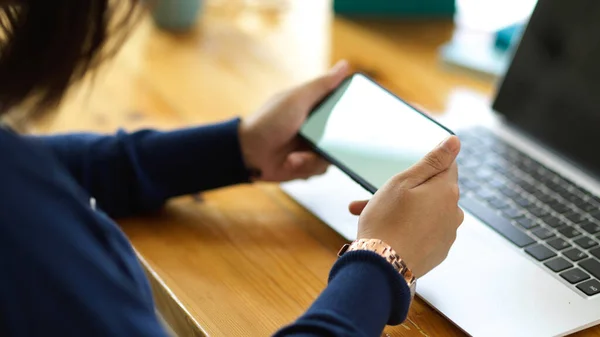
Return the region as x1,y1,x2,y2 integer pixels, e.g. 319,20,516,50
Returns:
544,257,573,272
488,197,509,209
564,192,586,205
490,142,509,154
547,237,571,251
476,187,496,200
527,206,548,218
516,217,538,229
536,166,554,178
524,202,540,210
510,175,527,187
590,196,600,205
532,227,554,240
490,159,510,171
578,202,599,212
560,268,590,284
460,196,535,247
500,186,519,198
589,247,600,260
546,198,564,207
563,248,588,262
514,197,532,207
557,226,581,239
535,192,557,204
518,180,538,194
514,159,531,171
574,237,598,250
459,178,480,191
530,173,547,184
579,259,600,280
590,211,600,222
549,202,571,214
569,184,589,197
525,244,556,261
512,176,528,187
571,198,588,208
489,177,507,188
476,168,495,179
503,205,524,219
540,215,564,228
491,163,512,175
580,222,600,235
564,211,587,223
548,182,569,195
576,279,600,296
459,158,479,169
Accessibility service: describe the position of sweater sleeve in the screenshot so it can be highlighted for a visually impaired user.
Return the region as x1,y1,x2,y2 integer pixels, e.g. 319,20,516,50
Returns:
273,251,412,337
26,118,250,218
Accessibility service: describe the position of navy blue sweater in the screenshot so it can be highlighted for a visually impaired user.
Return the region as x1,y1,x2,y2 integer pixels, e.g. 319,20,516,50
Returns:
0,119,410,337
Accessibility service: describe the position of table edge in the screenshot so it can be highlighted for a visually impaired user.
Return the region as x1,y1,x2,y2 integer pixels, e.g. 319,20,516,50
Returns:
135,250,210,337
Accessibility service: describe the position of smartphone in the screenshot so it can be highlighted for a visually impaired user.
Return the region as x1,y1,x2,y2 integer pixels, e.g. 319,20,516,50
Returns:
299,72,454,193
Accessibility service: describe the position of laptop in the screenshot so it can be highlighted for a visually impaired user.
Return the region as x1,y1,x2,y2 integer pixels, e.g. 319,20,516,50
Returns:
281,1,600,336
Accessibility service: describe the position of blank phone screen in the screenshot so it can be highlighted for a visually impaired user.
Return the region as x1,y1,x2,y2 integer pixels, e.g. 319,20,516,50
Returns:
300,73,452,192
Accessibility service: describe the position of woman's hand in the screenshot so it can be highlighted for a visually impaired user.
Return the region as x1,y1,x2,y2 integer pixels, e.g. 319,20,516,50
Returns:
349,136,464,278
239,60,349,182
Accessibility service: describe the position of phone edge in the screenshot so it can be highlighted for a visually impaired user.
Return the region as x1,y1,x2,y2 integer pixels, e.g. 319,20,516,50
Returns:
299,71,455,194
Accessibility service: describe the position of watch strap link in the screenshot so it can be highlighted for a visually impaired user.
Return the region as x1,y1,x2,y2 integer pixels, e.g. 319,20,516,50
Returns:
338,239,416,298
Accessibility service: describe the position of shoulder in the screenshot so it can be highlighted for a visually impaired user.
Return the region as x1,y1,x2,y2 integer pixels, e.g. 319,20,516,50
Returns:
0,127,88,240
0,127,59,176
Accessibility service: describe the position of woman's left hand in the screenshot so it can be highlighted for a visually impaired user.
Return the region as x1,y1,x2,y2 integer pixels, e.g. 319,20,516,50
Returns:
239,60,349,182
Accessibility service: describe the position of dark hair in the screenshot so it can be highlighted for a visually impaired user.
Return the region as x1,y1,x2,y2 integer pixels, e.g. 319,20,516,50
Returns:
0,0,140,120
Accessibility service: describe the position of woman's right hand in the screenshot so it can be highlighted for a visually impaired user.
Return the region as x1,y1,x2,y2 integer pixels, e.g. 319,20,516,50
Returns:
348,136,464,278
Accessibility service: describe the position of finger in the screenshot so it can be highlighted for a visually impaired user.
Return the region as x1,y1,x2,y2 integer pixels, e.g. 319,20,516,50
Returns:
293,60,350,110
457,208,465,227
448,161,458,183
421,161,459,189
399,136,461,189
283,151,330,179
348,200,369,216
290,137,313,152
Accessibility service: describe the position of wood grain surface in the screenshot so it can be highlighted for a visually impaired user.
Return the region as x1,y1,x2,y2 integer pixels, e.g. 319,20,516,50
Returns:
37,1,600,336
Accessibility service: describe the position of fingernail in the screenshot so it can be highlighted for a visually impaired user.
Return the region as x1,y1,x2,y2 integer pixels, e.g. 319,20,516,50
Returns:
329,60,349,75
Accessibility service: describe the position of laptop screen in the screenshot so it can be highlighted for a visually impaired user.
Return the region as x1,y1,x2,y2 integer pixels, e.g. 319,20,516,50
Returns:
493,0,600,176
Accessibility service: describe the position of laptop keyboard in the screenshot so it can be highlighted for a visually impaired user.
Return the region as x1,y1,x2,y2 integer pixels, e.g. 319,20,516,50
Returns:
457,127,600,297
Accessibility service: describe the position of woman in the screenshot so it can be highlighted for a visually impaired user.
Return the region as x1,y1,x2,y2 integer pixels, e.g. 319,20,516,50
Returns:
0,1,463,336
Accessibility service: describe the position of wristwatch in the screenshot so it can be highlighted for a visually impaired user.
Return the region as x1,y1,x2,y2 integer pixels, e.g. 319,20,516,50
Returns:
338,239,417,300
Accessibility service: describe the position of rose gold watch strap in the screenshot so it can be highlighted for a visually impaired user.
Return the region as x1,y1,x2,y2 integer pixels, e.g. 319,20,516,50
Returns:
338,239,417,299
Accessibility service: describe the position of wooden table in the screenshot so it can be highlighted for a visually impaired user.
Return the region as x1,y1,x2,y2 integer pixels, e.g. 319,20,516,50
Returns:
40,1,598,336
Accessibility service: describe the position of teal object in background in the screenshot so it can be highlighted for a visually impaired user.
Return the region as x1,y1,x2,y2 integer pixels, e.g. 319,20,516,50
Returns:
495,23,525,52
150,0,203,31
334,0,456,17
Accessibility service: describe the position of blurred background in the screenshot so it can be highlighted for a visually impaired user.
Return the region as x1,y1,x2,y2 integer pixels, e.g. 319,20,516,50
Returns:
39,0,538,134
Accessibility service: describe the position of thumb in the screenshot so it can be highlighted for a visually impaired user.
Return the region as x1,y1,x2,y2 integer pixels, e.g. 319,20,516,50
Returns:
294,60,349,107
348,200,369,216
400,135,461,189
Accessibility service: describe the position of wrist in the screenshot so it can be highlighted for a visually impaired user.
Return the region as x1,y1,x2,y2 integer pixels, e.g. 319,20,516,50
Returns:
338,239,417,300
238,119,263,180
330,249,414,325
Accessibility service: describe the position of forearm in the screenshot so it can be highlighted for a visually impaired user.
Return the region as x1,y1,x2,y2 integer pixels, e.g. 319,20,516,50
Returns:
274,251,411,337
27,118,250,217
